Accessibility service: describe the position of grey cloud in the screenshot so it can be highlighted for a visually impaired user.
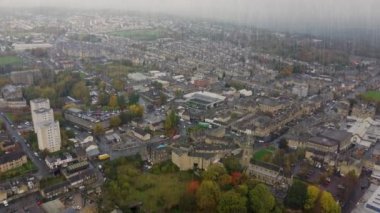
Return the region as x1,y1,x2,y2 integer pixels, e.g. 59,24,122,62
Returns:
1,0,379,32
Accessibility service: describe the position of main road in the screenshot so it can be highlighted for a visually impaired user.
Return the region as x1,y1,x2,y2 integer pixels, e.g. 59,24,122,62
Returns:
0,112,50,179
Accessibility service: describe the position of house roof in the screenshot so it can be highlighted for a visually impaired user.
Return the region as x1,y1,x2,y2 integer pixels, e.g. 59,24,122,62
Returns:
0,151,26,164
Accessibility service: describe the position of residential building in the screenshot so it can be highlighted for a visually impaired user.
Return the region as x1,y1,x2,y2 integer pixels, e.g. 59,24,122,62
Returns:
31,98,61,152
35,121,61,152
0,151,28,172
132,128,151,141
45,153,74,169
246,161,291,187
40,181,70,199
171,148,217,171
10,69,41,85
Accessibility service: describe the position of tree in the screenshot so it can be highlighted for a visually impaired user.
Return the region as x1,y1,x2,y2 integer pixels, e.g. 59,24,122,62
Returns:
164,110,179,136
110,116,121,128
196,180,221,211
128,92,140,105
304,185,321,210
128,104,144,118
178,192,197,212
117,95,127,110
93,124,105,135
187,180,200,194
320,191,341,213
284,180,308,209
108,95,118,109
203,164,227,181
222,156,243,173
159,93,167,105
71,81,89,104
278,139,289,150
119,112,132,124
249,183,275,213
112,79,124,91
217,191,247,213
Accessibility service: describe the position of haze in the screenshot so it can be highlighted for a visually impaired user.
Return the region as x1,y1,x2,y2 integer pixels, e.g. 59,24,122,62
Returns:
1,0,380,33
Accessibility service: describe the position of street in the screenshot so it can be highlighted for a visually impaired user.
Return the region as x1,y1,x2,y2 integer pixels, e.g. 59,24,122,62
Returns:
0,112,50,179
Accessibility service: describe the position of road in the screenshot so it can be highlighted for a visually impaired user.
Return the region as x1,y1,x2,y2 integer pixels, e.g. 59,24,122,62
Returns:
0,112,50,179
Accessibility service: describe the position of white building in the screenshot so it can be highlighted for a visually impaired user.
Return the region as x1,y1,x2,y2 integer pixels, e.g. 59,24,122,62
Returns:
30,98,61,152
31,108,54,133
292,83,308,98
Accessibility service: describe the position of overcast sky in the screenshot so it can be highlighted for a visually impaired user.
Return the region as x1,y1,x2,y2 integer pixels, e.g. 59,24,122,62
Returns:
1,0,379,32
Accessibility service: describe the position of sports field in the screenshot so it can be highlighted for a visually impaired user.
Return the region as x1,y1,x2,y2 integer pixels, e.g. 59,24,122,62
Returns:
361,90,380,102
253,146,276,161
0,56,22,66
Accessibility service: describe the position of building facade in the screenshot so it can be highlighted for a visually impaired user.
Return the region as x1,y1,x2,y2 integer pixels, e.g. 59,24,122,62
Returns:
30,98,61,152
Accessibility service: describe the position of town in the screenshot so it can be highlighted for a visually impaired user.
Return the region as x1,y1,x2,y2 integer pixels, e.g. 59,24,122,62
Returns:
0,8,379,213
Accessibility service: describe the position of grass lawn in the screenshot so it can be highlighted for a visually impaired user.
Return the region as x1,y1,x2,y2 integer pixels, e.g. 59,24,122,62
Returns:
40,175,66,188
128,172,191,211
0,56,22,66
110,29,166,41
361,90,380,102
0,161,37,180
103,157,193,212
6,112,31,123
253,147,275,161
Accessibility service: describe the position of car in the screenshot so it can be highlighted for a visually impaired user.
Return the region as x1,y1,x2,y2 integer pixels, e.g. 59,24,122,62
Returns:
34,152,38,157
3,200,8,207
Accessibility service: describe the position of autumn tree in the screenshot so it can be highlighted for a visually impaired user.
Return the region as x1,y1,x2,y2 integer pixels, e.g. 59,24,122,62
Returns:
249,183,275,213
93,124,105,135
108,95,118,109
217,191,247,213
196,180,221,211
128,104,144,118
71,81,90,104
203,164,227,181
164,110,179,136
110,116,122,128
320,191,341,213
304,185,321,210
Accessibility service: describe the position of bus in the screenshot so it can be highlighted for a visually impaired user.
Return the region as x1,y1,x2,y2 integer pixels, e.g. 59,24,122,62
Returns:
98,154,110,161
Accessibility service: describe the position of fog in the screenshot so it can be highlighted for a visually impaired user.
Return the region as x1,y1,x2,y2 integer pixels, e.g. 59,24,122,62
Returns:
1,0,380,33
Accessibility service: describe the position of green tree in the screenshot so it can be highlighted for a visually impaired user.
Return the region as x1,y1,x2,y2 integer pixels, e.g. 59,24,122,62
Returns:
110,116,122,128
222,156,243,173
71,81,89,104
196,180,221,211
284,180,308,209
203,164,227,181
164,110,179,136
249,183,275,213
320,191,341,213
119,112,132,124
117,95,127,110
217,191,247,213
159,93,167,105
304,185,321,210
128,92,140,105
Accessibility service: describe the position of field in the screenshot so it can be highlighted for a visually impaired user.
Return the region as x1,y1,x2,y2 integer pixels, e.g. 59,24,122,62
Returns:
0,56,22,66
110,29,166,41
253,146,276,162
102,157,193,212
361,90,380,102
